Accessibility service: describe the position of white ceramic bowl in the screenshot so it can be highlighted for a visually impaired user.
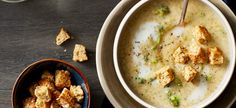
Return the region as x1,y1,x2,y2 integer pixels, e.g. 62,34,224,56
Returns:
113,0,235,107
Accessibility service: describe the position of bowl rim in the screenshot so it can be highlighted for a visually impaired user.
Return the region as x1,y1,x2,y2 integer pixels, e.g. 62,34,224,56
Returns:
11,58,91,108
113,0,236,108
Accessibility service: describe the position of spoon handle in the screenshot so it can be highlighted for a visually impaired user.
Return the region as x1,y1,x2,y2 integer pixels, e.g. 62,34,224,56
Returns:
178,0,189,26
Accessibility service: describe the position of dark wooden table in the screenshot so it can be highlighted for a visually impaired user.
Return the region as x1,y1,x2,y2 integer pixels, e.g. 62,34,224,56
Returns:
0,0,119,107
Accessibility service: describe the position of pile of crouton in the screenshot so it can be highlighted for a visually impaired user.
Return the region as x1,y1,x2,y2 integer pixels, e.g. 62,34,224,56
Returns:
23,70,84,108
156,25,224,86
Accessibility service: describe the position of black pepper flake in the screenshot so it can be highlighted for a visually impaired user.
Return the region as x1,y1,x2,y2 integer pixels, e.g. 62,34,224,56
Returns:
137,53,141,56
135,41,141,43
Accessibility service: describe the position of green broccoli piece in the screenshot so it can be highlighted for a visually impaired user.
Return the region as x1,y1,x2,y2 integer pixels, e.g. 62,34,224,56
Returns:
154,5,170,17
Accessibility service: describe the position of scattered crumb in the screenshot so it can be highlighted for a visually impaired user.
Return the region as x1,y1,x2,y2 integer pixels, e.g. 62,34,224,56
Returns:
64,49,67,52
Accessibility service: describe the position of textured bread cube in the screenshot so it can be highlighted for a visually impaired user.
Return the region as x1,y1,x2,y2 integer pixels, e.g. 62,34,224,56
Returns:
183,66,198,82
55,70,71,90
56,88,76,108
35,99,50,108
156,66,174,87
70,85,84,103
50,101,61,108
73,44,88,62
34,86,51,102
41,71,54,82
194,25,211,44
208,47,224,65
74,104,81,108
188,47,206,64
52,90,61,101
23,97,36,108
39,78,55,91
28,82,39,97
56,28,70,45
173,47,189,64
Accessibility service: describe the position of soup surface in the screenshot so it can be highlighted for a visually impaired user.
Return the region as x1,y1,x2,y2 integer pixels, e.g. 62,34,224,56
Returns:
118,0,230,107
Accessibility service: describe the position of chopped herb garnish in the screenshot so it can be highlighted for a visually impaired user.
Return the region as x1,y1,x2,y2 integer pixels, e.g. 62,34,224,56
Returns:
151,25,164,50
169,95,180,107
148,77,156,83
199,64,204,72
134,77,147,84
204,74,212,81
143,55,149,62
151,58,158,64
200,12,206,17
167,91,180,107
154,5,170,17
174,78,183,87
168,77,182,87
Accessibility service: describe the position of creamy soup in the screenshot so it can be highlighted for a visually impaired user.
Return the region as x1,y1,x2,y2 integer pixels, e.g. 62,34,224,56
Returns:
118,0,230,107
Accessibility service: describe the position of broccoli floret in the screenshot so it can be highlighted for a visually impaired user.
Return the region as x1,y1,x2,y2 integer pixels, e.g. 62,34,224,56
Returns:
154,5,170,17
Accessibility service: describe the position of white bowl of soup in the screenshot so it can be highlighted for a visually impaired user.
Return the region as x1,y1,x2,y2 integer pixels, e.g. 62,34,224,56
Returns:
113,0,235,107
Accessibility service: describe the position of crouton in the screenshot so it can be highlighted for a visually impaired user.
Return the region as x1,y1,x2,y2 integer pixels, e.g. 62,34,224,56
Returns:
155,66,175,87
50,101,61,108
23,97,36,108
194,25,211,44
41,71,54,81
183,66,198,82
57,88,76,108
56,28,70,45
34,86,51,102
35,99,50,108
55,70,71,90
28,82,38,97
38,78,55,91
173,47,189,64
208,47,224,65
52,90,61,101
73,44,88,62
70,85,84,103
188,47,206,64
74,104,81,108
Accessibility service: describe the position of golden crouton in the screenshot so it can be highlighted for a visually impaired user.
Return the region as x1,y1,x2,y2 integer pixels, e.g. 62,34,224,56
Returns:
188,47,206,64
74,104,81,108
56,28,70,45
183,66,198,82
55,70,71,90
23,97,36,108
39,78,55,91
28,82,39,97
173,47,189,64
41,71,54,81
70,85,84,103
208,47,224,65
51,90,61,101
34,86,52,102
35,99,50,108
156,66,175,87
73,44,88,62
57,88,76,108
50,101,61,108
194,25,211,44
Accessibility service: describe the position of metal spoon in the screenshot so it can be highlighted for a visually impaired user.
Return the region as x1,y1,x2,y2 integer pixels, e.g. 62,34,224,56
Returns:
170,0,189,37
178,0,189,26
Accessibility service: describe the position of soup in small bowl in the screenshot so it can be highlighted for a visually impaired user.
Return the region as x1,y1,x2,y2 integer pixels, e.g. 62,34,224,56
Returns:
113,0,235,107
